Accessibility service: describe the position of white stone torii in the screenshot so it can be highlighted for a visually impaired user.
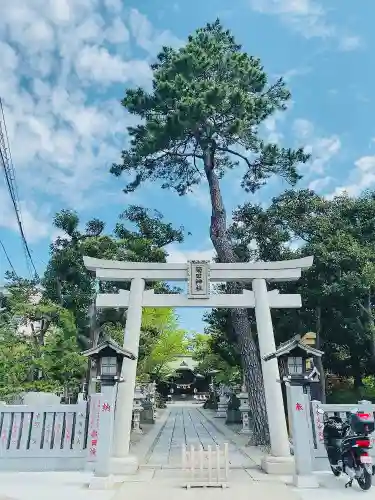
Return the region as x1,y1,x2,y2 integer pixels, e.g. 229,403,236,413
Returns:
84,255,313,475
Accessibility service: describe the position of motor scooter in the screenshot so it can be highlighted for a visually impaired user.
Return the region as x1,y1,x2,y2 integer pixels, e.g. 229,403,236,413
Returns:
319,407,374,490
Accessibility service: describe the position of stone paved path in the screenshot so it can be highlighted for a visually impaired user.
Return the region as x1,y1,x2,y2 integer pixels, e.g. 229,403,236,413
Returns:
143,403,256,468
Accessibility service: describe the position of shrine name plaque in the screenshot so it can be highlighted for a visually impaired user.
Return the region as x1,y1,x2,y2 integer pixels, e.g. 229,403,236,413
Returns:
187,260,210,299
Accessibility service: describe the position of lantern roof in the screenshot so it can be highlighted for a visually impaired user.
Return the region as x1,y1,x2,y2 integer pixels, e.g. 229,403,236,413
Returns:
263,334,323,362
81,338,136,360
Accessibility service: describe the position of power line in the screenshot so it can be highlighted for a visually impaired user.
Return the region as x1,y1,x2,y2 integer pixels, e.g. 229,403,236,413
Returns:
0,238,17,275
0,98,39,279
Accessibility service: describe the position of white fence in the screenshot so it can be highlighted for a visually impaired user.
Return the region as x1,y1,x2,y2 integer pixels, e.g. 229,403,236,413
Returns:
181,443,229,488
309,400,375,471
0,401,89,471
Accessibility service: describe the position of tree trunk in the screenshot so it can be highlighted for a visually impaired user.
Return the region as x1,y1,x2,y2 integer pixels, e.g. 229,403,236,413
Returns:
87,301,100,396
204,150,270,445
56,278,64,306
314,305,326,403
353,371,363,390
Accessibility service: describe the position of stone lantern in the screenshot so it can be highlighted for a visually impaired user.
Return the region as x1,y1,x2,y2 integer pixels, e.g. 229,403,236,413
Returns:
263,335,323,489
133,385,146,434
83,338,135,386
82,338,136,489
264,335,322,388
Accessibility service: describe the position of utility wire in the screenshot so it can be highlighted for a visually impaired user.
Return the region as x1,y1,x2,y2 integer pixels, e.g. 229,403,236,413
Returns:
0,238,17,275
0,98,39,279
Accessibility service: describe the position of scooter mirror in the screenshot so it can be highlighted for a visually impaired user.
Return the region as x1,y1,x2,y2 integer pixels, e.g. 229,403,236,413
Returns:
317,408,325,415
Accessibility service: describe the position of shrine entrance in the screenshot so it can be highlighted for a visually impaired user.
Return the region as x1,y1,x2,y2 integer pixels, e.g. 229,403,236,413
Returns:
83,255,313,474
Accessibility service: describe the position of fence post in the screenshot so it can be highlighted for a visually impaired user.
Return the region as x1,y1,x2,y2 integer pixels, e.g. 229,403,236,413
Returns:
181,443,229,488
310,400,325,454
303,393,316,459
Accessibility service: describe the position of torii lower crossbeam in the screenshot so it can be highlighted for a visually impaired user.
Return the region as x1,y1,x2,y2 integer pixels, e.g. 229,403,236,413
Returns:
96,289,302,309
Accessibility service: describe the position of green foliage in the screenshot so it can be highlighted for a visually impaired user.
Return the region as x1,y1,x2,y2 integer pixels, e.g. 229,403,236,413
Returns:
4,272,78,345
0,275,86,400
40,330,87,391
0,324,34,400
111,20,309,196
42,206,185,348
190,332,241,385
227,189,375,385
327,381,375,404
137,309,189,381
0,321,86,401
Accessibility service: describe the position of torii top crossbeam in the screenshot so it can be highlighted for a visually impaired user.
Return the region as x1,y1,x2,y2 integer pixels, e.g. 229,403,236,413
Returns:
83,256,313,282
83,255,313,309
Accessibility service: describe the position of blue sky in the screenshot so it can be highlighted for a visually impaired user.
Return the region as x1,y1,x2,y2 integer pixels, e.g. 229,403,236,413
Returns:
1,0,374,333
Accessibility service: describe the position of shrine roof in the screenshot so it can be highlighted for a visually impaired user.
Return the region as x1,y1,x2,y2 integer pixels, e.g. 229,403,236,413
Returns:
263,335,324,362
81,338,136,360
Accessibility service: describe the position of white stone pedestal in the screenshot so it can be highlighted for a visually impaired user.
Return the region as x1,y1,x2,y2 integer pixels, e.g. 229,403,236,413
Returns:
109,455,138,475
261,455,295,475
293,474,320,488
89,475,115,490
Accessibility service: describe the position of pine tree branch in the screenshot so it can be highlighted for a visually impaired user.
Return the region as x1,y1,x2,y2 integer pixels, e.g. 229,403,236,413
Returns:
216,146,252,168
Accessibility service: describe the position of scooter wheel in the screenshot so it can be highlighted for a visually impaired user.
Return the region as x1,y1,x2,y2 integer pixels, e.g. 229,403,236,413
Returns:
357,466,372,491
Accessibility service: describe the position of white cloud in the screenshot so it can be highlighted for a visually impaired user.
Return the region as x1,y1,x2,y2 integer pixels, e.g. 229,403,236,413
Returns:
281,67,312,82
308,176,332,192
188,185,212,212
166,245,215,263
0,2,180,242
129,8,183,56
264,114,284,144
249,0,362,50
74,45,151,86
0,184,51,244
329,156,375,198
293,119,341,174
105,18,130,44
339,35,363,52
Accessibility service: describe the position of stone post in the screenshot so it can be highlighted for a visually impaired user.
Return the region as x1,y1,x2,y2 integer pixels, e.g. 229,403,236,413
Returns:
285,382,319,488
132,402,144,434
253,278,292,473
89,384,116,489
215,386,228,418
111,278,145,474
150,381,157,419
238,381,251,435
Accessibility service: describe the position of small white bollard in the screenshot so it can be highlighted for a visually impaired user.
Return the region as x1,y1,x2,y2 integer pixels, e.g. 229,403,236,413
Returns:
181,442,229,488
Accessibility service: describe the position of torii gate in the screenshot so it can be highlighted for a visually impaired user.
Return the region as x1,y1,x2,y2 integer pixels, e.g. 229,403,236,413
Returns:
84,255,313,474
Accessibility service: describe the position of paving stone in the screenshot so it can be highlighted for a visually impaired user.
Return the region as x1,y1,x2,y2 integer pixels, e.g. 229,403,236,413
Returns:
143,404,256,468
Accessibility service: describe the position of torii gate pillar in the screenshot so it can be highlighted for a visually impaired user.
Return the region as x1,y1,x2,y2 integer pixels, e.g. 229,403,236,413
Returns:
253,278,291,473
110,278,145,474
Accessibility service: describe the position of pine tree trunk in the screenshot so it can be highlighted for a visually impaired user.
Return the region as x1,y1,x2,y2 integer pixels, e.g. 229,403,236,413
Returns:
204,150,270,445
